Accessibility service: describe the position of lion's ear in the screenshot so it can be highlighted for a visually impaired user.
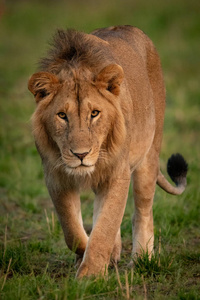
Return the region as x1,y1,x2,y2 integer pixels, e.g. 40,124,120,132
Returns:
28,72,60,103
95,64,124,96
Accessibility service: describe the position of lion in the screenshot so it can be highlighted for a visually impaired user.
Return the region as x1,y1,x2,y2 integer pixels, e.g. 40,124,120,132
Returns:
28,25,188,278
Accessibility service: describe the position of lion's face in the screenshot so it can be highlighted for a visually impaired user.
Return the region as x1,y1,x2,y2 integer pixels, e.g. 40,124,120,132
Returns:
47,80,114,176
29,64,126,176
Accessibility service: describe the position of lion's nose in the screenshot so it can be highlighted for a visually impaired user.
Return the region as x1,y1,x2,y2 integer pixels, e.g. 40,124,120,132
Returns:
71,150,89,161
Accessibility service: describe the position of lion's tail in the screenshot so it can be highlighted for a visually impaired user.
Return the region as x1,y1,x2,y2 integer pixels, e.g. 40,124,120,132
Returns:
157,153,188,195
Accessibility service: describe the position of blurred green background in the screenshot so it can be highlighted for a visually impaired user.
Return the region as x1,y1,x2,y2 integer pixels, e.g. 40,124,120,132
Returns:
0,0,200,298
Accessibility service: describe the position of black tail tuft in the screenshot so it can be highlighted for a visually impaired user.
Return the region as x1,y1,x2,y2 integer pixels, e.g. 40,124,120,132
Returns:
167,153,188,186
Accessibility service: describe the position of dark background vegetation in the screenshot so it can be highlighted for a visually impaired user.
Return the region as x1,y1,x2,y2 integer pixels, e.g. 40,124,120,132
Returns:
0,0,200,299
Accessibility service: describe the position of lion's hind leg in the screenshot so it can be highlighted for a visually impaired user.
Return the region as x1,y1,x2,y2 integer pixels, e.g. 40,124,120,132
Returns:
132,152,159,259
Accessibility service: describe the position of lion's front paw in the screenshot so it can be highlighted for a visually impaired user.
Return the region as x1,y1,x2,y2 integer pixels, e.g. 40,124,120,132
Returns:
76,260,108,279
76,262,89,278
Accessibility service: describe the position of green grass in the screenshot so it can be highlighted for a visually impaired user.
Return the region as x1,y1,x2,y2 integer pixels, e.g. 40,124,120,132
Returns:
0,0,200,299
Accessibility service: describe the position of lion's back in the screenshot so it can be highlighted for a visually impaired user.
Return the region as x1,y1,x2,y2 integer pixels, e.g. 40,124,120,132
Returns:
92,25,154,65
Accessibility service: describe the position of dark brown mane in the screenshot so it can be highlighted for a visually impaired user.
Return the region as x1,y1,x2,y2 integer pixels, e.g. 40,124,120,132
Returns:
39,29,113,75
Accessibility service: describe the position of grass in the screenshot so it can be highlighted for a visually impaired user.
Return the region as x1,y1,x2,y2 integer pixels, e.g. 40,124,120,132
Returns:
0,0,200,299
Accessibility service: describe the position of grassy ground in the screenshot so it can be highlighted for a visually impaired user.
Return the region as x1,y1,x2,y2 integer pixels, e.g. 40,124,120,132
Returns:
0,0,200,299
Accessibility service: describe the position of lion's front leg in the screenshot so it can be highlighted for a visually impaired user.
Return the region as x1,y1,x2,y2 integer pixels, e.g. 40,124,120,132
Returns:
48,187,88,256
76,173,130,278
132,152,159,258
93,196,122,264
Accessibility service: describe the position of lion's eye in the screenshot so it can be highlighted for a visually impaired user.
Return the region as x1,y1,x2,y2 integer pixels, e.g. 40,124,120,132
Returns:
91,110,100,118
58,112,68,120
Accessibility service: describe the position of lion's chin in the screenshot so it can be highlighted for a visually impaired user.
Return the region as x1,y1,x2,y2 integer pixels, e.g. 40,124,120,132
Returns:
64,165,95,177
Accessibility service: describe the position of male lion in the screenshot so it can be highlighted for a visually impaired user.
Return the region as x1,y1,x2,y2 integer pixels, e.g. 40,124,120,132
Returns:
28,26,188,278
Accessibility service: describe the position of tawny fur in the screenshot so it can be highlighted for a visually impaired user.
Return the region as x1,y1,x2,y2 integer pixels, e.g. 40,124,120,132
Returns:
28,25,187,278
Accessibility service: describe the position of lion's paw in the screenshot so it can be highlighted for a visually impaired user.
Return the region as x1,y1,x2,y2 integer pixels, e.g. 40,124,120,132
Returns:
76,260,108,279
76,262,89,278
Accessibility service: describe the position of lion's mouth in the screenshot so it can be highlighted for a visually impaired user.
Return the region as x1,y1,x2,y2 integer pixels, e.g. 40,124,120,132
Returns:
63,162,95,176
61,154,97,175
80,163,95,167
67,162,95,168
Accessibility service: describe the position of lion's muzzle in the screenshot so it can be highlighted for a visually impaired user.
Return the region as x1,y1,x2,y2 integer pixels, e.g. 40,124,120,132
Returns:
70,149,91,162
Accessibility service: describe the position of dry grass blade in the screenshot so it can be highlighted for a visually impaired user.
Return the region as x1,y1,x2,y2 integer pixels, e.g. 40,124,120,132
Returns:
44,209,51,234
3,215,8,261
125,270,130,299
158,228,161,267
130,267,134,295
52,211,55,233
142,275,147,300
168,257,175,268
114,263,123,291
1,258,12,291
